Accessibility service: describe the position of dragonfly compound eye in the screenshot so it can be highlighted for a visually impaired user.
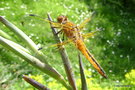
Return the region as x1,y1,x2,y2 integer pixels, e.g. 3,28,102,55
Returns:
57,16,68,23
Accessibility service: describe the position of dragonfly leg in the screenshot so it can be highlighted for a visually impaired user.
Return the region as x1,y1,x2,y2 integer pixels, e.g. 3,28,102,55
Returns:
38,47,43,50
62,33,65,41
55,30,63,35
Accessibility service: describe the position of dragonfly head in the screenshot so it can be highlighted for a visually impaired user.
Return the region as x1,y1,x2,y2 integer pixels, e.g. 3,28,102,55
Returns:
57,15,68,24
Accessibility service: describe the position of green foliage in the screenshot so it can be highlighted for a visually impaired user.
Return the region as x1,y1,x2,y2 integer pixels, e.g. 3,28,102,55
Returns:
0,0,135,89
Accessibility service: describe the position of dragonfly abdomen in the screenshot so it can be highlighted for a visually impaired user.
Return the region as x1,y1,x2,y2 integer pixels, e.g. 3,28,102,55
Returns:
75,40,107,78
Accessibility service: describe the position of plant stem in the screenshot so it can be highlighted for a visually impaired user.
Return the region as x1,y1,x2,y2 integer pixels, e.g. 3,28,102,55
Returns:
47,14,77,90
78,53,87,90
0,36,71,89
23,75,50,90
0,16,48,64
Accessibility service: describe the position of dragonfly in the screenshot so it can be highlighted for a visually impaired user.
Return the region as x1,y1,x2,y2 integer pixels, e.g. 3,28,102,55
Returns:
30,14,107,78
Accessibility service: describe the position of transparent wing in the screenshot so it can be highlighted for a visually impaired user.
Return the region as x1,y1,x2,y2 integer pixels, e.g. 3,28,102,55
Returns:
50,39,73,47
82,30,99,39
78,12,95,30
50,22,62,28
49,30,99,49
38,38,74,51
29,14,63,28
78,18,92,30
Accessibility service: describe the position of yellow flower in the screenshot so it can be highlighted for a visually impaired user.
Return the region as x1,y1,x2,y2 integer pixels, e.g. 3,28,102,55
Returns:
84,69,92,77
29,74,45,84
125,69,135,85
26,88,34,90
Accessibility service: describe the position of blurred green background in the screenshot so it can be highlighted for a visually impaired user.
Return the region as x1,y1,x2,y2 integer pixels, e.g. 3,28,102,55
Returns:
0,0,135,89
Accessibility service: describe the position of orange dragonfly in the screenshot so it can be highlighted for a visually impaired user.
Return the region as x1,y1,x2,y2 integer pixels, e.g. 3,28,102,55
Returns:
30,14,107,78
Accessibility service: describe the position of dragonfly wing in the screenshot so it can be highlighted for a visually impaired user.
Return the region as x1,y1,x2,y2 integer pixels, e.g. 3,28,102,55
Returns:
78,12,96,30
78,18,91,30
38,39,73,51
50,39,73,47
29,14,63,28
50,22,63,28
82,30,99,39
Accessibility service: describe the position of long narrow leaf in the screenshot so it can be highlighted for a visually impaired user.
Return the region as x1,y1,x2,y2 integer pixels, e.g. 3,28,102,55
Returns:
0,16,38,52
0,36,71,89
47,14,77,90
23,75,50,90
0,29,12,40
0,16,47,64
2,36,30,54
78,53,87,90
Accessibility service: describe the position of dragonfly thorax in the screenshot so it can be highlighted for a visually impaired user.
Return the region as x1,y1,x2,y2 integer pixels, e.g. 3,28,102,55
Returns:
62,21,82,41
57,15,82,40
